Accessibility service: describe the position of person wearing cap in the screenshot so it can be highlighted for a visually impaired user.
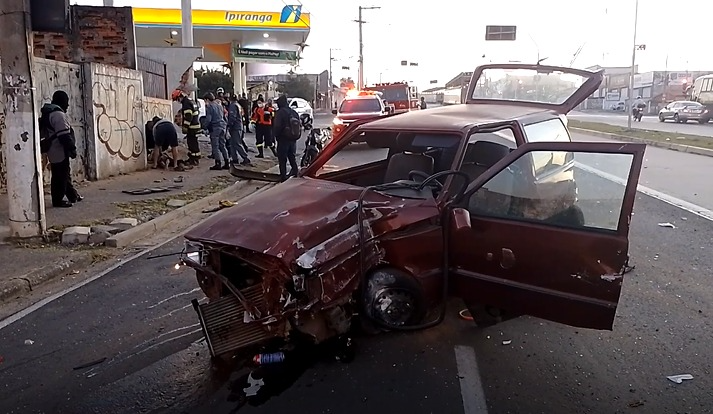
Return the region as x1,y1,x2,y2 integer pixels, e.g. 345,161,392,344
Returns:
171,89,201,165
150,115,180,169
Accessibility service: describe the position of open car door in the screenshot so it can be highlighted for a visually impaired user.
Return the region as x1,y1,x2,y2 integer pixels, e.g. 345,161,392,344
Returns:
448,141,645,330
464,63,604,114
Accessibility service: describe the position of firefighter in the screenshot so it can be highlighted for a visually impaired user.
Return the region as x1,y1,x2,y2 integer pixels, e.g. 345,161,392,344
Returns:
172,89,201,165
251,98,277,158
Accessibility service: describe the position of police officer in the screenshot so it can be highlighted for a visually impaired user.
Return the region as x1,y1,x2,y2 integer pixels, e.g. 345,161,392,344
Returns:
251,98,277,158
172,89,201,165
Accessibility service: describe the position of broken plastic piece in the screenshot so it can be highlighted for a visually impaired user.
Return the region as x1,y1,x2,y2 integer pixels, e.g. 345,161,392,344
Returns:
243,372,265,397
666,374,693,384
24,339,34,345
657,222,676,229
502,340,512,345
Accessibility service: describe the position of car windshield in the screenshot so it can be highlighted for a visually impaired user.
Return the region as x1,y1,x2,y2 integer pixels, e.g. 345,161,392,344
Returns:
371,87,408,102
470,67,588,105
307,130,463,186
681,102,702,107
339,98,382,113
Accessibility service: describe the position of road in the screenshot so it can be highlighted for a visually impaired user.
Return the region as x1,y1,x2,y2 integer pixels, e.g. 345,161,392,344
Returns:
1,116,712,413
569,111,713,136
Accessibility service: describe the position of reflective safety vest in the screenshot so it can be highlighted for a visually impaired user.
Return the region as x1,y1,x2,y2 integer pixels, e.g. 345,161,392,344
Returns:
251,106,274,126
181,96,201,130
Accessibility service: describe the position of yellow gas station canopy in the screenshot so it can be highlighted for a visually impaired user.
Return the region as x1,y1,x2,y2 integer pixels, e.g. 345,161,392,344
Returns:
132,6,310,31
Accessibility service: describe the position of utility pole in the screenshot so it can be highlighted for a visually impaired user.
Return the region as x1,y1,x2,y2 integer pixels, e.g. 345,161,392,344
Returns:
356,5,380,90
0,0,46,237
328,48,335,110
180,0,195,97
627,0,639,130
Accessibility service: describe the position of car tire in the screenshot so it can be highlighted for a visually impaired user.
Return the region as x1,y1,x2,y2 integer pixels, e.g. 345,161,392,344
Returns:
659,114,665,122
674,114,680,123
699,118,708,124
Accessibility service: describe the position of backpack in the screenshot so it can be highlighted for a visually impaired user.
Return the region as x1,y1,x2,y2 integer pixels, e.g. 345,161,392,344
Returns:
38,108,60,153
283,110,302,140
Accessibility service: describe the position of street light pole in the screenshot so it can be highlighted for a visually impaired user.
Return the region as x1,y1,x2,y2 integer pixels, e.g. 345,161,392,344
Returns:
328,48,336,109
356,5,380,90
627,0,639,130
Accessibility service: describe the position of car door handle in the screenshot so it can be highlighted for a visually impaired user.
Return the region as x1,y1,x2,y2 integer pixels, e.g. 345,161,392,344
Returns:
500,248,516,269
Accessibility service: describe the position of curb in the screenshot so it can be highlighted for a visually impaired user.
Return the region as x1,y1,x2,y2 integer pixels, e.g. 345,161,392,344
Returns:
0,253,94,305
105,178,271,248
570,127,713,158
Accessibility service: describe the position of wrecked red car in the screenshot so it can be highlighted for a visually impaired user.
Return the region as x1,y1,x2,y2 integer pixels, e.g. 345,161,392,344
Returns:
181,64,645,357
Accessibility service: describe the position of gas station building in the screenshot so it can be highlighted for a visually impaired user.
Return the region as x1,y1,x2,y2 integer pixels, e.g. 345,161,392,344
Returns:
131,5,311,94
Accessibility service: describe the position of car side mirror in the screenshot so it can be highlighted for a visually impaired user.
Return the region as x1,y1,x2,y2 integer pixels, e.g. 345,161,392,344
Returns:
449,207,471,235
332,109,338,115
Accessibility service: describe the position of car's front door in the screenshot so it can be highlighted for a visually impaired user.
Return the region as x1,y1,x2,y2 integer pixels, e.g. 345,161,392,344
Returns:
448,141,645,330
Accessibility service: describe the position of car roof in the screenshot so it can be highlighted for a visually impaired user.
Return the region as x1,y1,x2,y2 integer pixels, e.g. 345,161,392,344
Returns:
344,95,382,101
361,103,556,131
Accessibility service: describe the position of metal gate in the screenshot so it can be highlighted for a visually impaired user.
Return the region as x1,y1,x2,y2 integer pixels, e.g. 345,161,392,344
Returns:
137,55,168,99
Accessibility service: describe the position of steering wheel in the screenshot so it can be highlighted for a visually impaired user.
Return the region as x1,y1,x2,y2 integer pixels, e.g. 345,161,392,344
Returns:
409,170,443,190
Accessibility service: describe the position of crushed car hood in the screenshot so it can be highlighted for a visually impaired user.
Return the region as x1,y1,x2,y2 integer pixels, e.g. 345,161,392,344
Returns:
185,177,439,267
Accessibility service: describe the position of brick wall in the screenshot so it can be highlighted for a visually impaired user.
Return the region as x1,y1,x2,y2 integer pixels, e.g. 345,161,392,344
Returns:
33,6,137,70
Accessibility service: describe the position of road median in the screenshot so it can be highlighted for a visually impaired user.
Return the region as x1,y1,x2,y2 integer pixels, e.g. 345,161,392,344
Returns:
569,120,713,158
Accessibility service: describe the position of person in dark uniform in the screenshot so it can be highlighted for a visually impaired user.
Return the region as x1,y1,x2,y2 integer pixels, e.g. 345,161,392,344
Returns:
238,93,251,133
150,116,180,169
40,90,81,208
172,89,201,165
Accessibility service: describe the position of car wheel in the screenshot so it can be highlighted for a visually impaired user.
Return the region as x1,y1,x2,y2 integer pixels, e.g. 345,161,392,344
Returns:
674,114,680,123
659,114,665,122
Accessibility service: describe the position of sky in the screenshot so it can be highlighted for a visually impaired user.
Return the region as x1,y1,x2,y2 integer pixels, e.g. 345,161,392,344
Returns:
76,0,713,89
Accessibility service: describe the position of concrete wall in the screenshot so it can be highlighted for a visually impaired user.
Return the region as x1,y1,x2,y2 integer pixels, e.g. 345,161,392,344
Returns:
33,6,137,70
87,63,147,179
32,58,90,184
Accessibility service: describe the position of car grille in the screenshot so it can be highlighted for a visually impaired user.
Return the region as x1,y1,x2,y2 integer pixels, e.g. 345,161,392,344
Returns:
192,284,280,357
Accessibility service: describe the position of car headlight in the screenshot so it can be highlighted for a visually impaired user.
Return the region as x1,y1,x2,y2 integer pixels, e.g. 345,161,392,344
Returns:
182,241,206,266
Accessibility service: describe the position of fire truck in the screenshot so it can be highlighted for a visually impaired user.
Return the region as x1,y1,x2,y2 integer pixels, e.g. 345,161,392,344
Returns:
363,82,419,114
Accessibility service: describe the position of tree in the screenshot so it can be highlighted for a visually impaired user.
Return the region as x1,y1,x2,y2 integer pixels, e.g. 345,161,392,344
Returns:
277,75,315,101
195,68,233,97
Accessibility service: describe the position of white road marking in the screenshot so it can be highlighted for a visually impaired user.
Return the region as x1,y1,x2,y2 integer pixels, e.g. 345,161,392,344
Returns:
454,345,489,414
0,233,181,331
575,162,713,222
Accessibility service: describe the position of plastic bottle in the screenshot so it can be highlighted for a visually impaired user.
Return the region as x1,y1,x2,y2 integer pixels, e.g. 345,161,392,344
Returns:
253,352,286,365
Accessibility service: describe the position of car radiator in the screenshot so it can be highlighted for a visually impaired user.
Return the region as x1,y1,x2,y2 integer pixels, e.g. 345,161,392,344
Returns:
192,284,281,357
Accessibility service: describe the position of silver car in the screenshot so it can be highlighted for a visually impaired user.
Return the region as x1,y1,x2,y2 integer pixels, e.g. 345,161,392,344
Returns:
658,101,710,124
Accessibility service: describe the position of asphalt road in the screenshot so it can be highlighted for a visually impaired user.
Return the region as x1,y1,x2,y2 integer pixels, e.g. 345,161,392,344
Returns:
1,124,712,413
569,111,713,136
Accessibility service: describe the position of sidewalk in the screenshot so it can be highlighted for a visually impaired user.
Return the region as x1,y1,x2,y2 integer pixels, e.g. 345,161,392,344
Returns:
0,133,278,304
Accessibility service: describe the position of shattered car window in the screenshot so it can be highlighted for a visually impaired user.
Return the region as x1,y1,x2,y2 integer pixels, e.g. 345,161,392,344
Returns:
310,130,462,185
467,150,634,232
471,68,586,106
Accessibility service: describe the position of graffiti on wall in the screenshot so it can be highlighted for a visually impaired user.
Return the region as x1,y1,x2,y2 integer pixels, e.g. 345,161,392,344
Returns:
143,96,172,122
92,81,144,161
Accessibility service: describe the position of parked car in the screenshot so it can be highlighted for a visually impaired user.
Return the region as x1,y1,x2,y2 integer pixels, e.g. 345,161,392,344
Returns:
181,63,645,358
287,97,314,125
658,100,710,123
612,101,626,111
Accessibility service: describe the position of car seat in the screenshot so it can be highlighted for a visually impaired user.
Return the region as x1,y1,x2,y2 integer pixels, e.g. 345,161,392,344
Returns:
383,136,435,183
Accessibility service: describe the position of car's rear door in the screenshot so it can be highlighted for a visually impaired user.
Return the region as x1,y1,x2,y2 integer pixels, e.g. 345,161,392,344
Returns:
448,140,645,330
